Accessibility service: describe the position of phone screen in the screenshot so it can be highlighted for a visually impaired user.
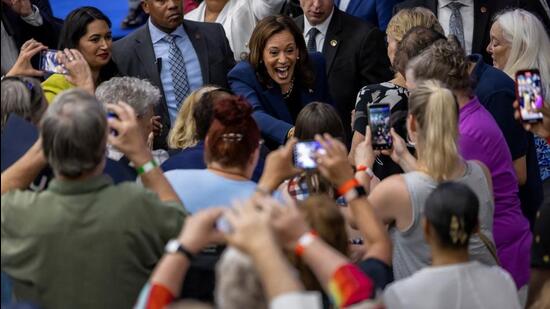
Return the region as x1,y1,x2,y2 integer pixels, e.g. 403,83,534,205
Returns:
39,49,68,75
516,70,544,123
293,141,326,169
368,104,392,149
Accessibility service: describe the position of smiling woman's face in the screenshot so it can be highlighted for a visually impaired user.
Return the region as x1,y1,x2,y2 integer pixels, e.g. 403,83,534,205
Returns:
77,19,112,70
262,30,299,92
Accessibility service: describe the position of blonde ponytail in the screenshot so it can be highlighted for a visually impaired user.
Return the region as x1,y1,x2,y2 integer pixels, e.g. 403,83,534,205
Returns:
409,80,460,181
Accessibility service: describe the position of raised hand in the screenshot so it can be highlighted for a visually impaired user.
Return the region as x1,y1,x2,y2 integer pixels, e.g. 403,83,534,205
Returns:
6,39,47,77
57,49,95,94
315,133,355,187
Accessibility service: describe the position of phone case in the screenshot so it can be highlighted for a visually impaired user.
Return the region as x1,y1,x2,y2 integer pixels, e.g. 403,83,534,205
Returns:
515,69,544,123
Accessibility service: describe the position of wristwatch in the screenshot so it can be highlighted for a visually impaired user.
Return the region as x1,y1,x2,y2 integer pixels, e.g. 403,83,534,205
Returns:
165,239,195,260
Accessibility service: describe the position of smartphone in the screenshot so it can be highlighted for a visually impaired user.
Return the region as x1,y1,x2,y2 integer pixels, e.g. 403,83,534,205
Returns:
107,111,118,136
368,103,392,150
515,69,544,123
39,49,68,75
293,141,326,170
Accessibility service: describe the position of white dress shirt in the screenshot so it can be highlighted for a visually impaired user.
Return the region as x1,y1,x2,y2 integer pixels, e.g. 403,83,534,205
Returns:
303,8,335,53
185,0,285,61
438,0,474,54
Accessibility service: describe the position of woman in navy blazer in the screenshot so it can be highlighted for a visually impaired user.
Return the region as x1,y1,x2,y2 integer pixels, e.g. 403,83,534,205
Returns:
228,15,332,146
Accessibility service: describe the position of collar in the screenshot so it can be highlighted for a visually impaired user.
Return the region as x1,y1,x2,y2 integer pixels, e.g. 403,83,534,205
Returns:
303,6,335,37
48,175,113,195
148,18,188,44
459,96,482,119
468,53,486,81
438,0,473,9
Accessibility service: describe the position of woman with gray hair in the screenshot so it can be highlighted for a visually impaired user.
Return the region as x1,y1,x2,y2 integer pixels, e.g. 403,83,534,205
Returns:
1,76,47,132
95,76,169,166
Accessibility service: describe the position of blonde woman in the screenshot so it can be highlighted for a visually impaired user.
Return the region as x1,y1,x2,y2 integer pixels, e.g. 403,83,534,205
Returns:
167,86,220,150
354,80,496,281
350,7,444,178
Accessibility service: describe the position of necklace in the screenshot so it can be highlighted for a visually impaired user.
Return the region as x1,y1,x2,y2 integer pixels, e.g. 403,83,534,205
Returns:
282,78,295,99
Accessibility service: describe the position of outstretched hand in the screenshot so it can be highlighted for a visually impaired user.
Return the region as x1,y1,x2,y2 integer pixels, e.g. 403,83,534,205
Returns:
257,138,301,191
178,208,225,254
6,39,47,77
57,49,95,94
354,126,377,169
106,102,151,166
224,197,276,255
380,128,410,164
315,133,355,187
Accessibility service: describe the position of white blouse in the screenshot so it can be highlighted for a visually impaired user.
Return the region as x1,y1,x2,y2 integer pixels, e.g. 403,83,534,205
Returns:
185,0,285,61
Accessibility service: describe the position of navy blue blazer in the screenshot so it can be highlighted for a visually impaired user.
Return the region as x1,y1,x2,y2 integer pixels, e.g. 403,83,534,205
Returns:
228,52,332,145
334,0,404,30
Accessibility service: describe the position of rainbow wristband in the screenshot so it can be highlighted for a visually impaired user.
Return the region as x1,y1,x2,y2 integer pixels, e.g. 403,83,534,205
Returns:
136,159,158,175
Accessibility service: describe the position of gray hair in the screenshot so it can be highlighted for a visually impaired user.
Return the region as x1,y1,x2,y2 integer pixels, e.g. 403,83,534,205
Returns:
495,9,550,98
41,88,107,178
1,76,46,131
215,247,267,309
95,76,161,116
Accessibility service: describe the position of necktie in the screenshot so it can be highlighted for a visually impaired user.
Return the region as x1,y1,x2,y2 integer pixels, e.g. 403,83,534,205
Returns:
165,34,190,110
448,2,466,49
307,28,320,53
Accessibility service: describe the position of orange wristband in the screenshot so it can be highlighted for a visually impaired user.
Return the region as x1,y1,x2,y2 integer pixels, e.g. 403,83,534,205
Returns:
337,178,360,196
356,165,374,178
294,230,318,257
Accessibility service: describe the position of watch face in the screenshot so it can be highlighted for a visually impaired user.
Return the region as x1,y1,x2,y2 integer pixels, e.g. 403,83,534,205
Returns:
165,239,180,253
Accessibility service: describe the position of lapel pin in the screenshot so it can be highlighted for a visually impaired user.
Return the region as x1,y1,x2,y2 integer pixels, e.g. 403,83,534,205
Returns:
195,33,201,39
480,6,487,13
330,40,338,47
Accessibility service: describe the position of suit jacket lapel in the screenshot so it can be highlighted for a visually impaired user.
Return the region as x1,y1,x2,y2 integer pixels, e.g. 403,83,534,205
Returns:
472,0,490,54
322,9,342,74
134,24,163,91
183,21,209,83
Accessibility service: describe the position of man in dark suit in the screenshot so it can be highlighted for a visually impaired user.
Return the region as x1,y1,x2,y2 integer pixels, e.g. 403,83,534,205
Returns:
113,0,235,149
393,0,518,64
295,0,392,142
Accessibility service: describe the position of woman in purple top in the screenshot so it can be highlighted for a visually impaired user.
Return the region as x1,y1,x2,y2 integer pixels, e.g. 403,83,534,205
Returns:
406,38,532,293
